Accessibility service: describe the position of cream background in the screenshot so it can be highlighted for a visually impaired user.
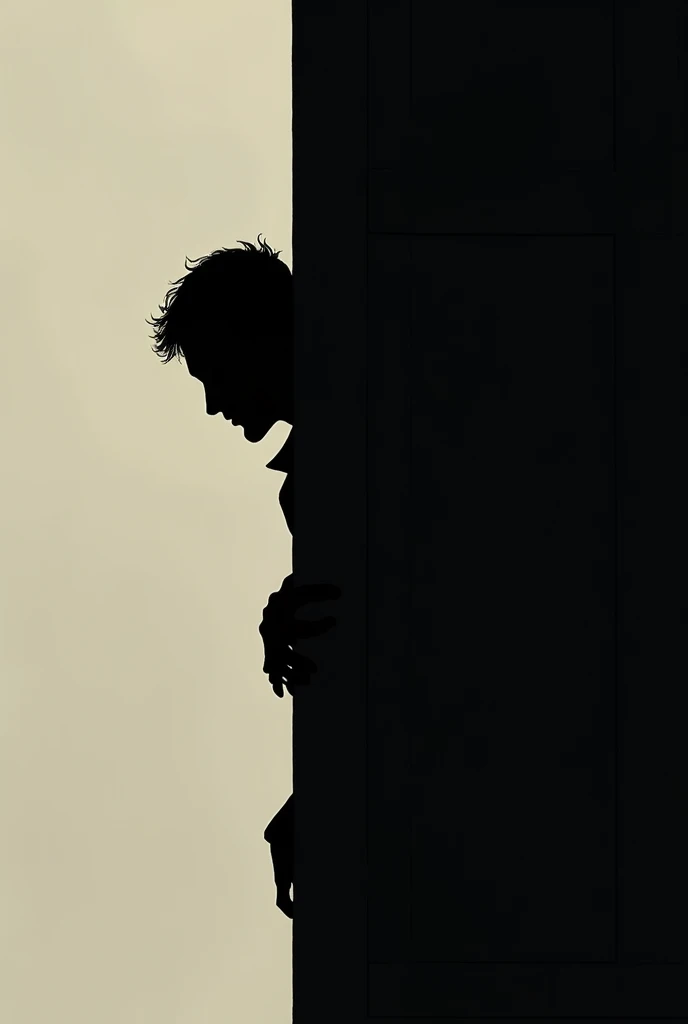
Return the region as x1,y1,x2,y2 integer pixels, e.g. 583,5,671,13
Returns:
0,2,293,1021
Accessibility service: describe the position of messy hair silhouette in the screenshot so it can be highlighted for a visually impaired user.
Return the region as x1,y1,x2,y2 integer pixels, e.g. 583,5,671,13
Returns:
146,234,290,365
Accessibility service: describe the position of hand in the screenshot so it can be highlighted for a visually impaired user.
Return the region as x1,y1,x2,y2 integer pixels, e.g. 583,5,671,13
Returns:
259,574,341,698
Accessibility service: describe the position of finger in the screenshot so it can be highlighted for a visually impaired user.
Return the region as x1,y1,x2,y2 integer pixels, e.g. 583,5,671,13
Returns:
266,646,318,677
292,584,342,607
269,674,284,698
292,615,337,639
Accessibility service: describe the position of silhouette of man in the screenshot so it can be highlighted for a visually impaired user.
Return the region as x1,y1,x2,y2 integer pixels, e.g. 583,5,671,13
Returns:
147,235,340,919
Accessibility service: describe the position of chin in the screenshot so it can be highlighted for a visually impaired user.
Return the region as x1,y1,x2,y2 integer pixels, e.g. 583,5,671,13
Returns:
243,423,269,443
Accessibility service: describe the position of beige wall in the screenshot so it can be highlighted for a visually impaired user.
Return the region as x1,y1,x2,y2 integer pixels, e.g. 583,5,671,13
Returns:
0,3,293,1021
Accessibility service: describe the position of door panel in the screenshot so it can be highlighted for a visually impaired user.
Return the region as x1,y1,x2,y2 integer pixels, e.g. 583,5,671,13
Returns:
368,235,616,963
616,237,688,964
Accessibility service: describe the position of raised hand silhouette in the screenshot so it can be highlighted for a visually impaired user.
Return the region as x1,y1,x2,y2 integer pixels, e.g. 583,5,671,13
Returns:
260,575,341,698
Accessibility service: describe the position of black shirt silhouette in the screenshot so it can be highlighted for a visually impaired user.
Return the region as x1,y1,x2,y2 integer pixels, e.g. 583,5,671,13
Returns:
266,430,294,535
263,431,295,919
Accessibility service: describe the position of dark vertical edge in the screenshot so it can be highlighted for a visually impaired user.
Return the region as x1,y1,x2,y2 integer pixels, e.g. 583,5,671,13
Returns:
612,0,617,173
612,0,621,966
292,0,369,1020
365,0,370,1012
613,233,620,965
673,0,686,234
366,0,415,970
407,235,414,952
409,0,413,114
290,8,296,1007
407,0,414,953
677,0,682,82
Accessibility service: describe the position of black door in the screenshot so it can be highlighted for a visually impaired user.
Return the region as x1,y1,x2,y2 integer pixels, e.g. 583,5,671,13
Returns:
293,2,688,1020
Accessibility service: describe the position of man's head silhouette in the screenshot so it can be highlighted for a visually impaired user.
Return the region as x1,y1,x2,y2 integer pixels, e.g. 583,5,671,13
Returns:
147,235,293,442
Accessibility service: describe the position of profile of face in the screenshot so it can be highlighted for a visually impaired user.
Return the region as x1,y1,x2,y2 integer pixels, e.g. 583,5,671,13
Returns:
185,345,291,443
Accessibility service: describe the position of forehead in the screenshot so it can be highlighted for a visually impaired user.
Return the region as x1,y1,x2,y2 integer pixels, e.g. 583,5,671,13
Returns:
184,344,249,378
185,343,221,369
